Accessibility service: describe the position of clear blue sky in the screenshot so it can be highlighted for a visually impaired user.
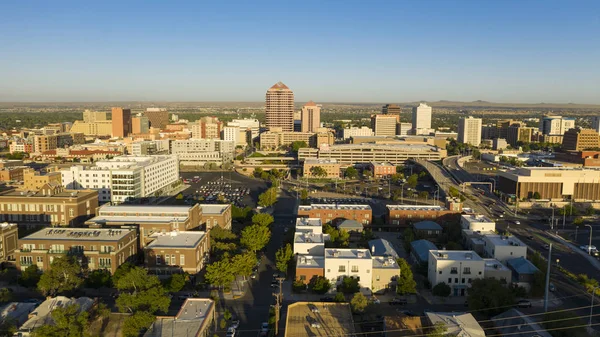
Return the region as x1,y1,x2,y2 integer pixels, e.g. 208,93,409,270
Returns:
1,0,599,103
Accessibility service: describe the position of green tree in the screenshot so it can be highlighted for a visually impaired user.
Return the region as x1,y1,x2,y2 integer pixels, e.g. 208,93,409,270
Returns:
300,189,308,200
37,256,83,296
19,265,41,288
275,244,294,273
210,226,237,241
334,292,346,302
432,282,451,297
253,167,264,178
86,269,112,288
396,258,417,295
344,166,358,179
427,322,447,337
339,277,360,294
232,205,253,222
115,267,171,315
0,319,16,337
573,217,584,226
467,278,515,315
224,308,232,321
402,229,415,253
532,192,541,199
390,173,404,184
122,311,156,337
291,141,308,153
231,252,258,279
309,166,328,178
258,187,278,207
241,225,271,252
418,191,429,199
292,279,307,292
112,262,135,286
252,213,274,227
0,288,13,303
205,259,235,289
406,174,418,189
363,169,373,179
448,186,460,198
32,303,90,337
472,149,481,160
350,293,368,313
164,273,186,292
309,276,331,294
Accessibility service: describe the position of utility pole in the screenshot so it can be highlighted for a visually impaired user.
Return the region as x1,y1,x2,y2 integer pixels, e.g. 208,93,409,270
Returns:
544,243,552,312
272,277,285,335
551,206,555,230
563,205,566,230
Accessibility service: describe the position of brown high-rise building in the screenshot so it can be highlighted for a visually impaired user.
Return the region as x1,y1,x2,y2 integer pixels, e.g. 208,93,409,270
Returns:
382,104,401,115
301,101,321,133
266,82,294,132
144,108,170,129
562,128,600,151
111,107,132,138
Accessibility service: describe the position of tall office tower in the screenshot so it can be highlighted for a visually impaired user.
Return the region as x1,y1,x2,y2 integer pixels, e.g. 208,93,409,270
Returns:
301,101,321,133
192,116,223,139
593,116,600,134
539,115,576,135
411,103,432,135
132,114,150,134
457,116,482,146
266,82,294,132
144,108,170,129
83,110,107,123
382,104,402,115
111,107,132,138
371,114,399,136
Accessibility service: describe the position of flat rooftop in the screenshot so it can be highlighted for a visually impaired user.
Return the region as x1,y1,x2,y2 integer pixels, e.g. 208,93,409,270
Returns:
295,232,325,244
387,205,446,211
98,205,193,216
20,228,132,242
372,256,400,269
199,204,230,215
284,302,355,337
429,250,484,262
370,161,394,166
484,234,525,247
323,143,439,151
305,158,338,164
295,218,322,228
87,215,187,225
296,255,325,269
461,214,494,223
144,299,214,337
0,189,96,198
146,231,206,249
300,204,372,211
325,248,372,260
484,259,511,272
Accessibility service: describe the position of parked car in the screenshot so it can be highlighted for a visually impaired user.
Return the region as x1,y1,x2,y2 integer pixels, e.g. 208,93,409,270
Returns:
226,327,236,337
230,320,240,329
543,244,550,250
549,283,556,292
580,245,597,251
397,310,418,316
319,296,335,302
517,300,532,308
261,322,269,333
389,298,408,305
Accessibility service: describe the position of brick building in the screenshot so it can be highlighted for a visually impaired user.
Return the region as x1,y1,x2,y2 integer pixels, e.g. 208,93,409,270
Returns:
385,201,461,230
15,227,137,273
297,204,372,226
368,162,396,178
0,166,26,182
295,255,325,285
303,159,341,178
0,184,98,226
0,223,18,263
144,231,209,275
199,204,232,230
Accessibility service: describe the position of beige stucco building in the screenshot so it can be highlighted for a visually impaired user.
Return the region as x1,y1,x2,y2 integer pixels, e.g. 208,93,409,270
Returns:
303,158,341,178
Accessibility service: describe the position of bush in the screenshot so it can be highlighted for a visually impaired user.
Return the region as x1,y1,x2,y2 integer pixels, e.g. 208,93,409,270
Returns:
432,282,451,297
334,293,346,302
338,277,360,294
292,280,307,293
309,276,331,294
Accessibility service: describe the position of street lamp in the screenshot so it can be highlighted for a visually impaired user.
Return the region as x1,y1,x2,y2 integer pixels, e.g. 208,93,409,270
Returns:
586,225,593,256
591,285,599,328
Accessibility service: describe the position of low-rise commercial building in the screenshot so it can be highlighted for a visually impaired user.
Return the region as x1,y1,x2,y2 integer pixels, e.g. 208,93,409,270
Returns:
483,258,512,284
284,302,355,337
385,204,460,229
0,166,26,182
372,255,400,294
23,168,61,190
144,231,209,275
324,248,373,289
15,227,137,273
338,219,364,233
16,296,96,337
259,128,315,150
483,234,527,263
428,250,485,296
410,239,437,266
342,126,374,140
144,298,215,337
295,255,325,284
497,167,600,201
295,217,323,234
199,204,232,230
86,204,202,248
294,232,326,256
460,214,496,232
298,204,372,226
171,139,235,166
412,221,442,239
368,162,395,178
0,184,98,226
33,132,85,154
507,257,540,287
303,158,340,178
425,312,485,337
0,222,18,263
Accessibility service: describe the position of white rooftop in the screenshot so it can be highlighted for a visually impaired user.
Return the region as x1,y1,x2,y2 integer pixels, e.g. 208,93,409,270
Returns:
295,218,322,228
144,298,214,337
98,204,193,216
461,214,494,223
294,232,325,244
425,312,485,337
484,258,511,272
484,234,525,247
146,231,206,249
372,256,400,269
87,215,187,225
305,158,338,164
429,250,484,262
20,228,132,242
325,249,372,260
296,255,325,269
300,204,372,210
199,204,230,215
387,204,446,211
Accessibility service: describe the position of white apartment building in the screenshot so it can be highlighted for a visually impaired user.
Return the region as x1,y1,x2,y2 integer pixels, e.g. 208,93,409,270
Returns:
294,232,326,255
171,139,235,166
342,126,374,140
412,103,432,135
324,248,373,289
229,118,260,141
539,116,576,135
483,234,527,263
371,115,399,136
130,140,170,156
60,155,179,203
458,117,482,146
428,250,485,296
295,217,323,234
460,214,496,232
398,123,412,136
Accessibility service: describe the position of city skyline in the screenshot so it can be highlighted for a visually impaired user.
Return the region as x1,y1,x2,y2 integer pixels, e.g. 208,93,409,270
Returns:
1,1,599,103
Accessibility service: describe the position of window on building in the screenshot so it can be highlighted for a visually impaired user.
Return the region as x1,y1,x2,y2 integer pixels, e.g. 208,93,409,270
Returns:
338,265,346,272
20,256,33,265
463,267,471,274
450,267,458,274
462,278,465,283
448,278,451,284
180,254,185,266
36,256,43,263
156,255,162,265
376,275,380,281
171,254,176,265
455,278,458,283
351,265,359,273
165,255,170,265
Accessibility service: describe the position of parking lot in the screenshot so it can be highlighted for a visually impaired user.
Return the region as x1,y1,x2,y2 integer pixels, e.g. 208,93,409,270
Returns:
178,172,268,208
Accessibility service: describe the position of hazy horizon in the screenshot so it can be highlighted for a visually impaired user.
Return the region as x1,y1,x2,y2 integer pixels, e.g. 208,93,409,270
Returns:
1,1,599,103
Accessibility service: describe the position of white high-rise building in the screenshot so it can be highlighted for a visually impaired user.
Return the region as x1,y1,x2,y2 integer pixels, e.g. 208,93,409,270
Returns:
412,103,432,135
222,126,240,145
60,155,180,203
539,116,576,135
458,117,482,146
342,126,374,140
229,118,260,141
171,139,235,166
593,116,600,134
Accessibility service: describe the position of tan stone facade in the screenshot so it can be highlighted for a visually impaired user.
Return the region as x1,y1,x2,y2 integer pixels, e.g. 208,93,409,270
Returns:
303,159,341,178
23,168,62,190
301,101,320,133
0,223,18,263
15,227,138,274
563,128,600,151
144,231,210,275
200,204,232,230
0,166,26,182
0,184,98,226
